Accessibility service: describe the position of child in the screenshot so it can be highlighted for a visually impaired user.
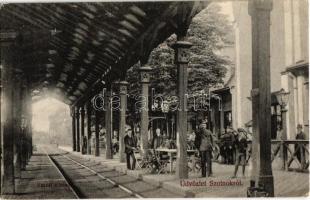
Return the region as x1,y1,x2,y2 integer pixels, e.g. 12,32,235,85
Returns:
232,130,248,178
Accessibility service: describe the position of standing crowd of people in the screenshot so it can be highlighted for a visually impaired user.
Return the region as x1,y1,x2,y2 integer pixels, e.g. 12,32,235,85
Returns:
121,119,250,178
194,120,249,178
110,118,307,178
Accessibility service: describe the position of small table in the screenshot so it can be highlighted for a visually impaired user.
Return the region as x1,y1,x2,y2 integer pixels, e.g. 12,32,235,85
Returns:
155,148,198,173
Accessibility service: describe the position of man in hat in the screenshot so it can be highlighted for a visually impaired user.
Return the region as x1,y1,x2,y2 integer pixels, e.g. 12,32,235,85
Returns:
195,120,214,177
124,127,137,170
112,130,119,154
295,124,306,168
226,126,237,164
232,128,248,178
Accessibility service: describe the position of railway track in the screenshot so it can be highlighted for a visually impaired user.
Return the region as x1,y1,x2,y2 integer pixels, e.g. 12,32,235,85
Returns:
45,151,82,199
42,146,181,198
62,154,143,198
49,152,142,198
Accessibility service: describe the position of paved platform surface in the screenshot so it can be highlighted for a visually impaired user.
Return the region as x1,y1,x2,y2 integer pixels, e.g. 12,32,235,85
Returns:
60,146,309,197
2,148,77,199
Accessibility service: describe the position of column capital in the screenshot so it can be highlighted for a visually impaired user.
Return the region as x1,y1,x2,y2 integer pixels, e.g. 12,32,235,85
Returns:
80,106,85,115
172,41,193,49
119,81,129,95
248,0,273,16
75,107,80,116
172,41,192,64
139,66,152,83
70,107,75,117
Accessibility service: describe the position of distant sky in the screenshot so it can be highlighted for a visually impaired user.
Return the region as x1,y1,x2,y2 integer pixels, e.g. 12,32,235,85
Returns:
32,97,69,132
217,1,234,22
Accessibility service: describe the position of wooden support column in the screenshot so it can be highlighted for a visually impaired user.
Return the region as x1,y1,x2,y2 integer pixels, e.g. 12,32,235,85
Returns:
1,32,17,194
86,102,92,155
20,81,28,170
139,65,151,153
23,83,32,161
249,0,274,196
23,81,31,163
75,107,80,152
13,73,22,179
172,40,192,179
118,81,128,163
105,88,113,159
28,99,32,158
80,107,85,154
71,108,77,151
94,109,100,157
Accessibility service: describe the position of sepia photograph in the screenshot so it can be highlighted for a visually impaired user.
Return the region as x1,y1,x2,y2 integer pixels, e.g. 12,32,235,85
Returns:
0,0,309,198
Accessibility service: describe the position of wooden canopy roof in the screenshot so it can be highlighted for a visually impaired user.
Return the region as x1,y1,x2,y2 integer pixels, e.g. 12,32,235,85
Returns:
0,2,208,106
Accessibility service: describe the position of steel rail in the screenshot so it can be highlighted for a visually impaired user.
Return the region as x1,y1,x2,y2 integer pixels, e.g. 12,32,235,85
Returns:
58,154,143,198
43,148,82,199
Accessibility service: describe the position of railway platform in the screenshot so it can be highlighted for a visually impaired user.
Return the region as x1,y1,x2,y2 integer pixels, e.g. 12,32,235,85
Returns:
2,145,308,199
59,146,309,197
1,150,78,199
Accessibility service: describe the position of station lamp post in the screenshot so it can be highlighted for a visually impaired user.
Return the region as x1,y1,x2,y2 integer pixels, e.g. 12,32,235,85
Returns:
275,88,290,170
162,100,170,137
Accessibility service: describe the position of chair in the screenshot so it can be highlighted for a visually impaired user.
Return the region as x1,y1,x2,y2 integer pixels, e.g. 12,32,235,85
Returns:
188,152,201,173
134,149,144,169
135,149,154,172
155,151,170,174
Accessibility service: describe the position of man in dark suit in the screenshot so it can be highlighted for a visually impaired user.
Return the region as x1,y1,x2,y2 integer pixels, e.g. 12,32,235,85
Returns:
232,130,248,178
124,128,137,170
195,120,214,177
227,127,237,164
152,128,163,149
295,124,306,167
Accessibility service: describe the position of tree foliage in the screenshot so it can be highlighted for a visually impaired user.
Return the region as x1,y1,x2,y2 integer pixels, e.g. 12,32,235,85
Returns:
126,3,233,105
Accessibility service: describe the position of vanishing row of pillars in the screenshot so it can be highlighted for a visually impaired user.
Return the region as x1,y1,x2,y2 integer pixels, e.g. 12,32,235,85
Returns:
71,103,93,155
70,81,136,160
70,39,192,178
71,95,105,157
1,34,33,194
